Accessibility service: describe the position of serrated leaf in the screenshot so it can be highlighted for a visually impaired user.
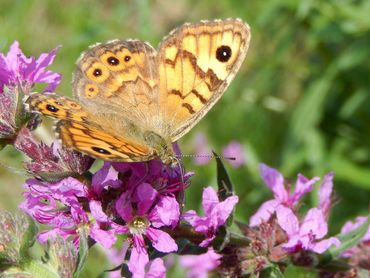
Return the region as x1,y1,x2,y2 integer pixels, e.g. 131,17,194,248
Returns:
73,227,89,278
321,215,370,262
214,152,234,200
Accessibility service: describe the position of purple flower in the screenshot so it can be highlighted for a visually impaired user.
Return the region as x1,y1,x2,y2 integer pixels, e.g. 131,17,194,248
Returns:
276,206,340,254
115,183,179,277
249,164,319,226
318,172,334,218
180,248,221,278
0,41,61,94
20,177,117,248
182,186,238,247
103,244,166,278
15,131,93,181
222,141,246,168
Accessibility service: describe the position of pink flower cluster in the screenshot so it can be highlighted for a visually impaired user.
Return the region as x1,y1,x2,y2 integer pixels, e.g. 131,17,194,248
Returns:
20,159,194,277
250,164,340,254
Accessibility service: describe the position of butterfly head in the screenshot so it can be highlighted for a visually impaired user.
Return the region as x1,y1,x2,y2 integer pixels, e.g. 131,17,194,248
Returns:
143,131,177,166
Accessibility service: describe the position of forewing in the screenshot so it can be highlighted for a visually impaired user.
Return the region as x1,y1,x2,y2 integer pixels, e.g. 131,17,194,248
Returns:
157,18,251,141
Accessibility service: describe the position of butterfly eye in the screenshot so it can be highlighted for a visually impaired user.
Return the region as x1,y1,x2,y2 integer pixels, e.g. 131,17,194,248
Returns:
92,146,112,155
216,45,232,62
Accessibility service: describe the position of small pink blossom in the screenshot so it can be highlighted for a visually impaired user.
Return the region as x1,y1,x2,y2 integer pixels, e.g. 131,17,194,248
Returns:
250,164,319,226
180,248,221,278
115,183,179,277
182,186,238,247
276,206,340,254
0,41,61,93
222,141,246,168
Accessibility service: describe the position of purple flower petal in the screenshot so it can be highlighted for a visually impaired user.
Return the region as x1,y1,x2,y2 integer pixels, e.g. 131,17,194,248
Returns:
89,223,117,248
291,174,318,205
92,162,122,195
300,208,327,239
259,164,288,202
180,248,221,278
146,227,178,253
116,191,133,222
199,235,216,248
201,187,220,216
89,200,109,222
149,195,180,228
318,172,334,214
211,195,238,228
276,205,299,236
311,237,341,254
341,216,370,242
249,199,280,226
146,258,166,278
136,183,158,215
129,235,149,278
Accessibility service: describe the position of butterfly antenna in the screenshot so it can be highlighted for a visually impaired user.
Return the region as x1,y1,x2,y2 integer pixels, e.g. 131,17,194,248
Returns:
176,154,236,161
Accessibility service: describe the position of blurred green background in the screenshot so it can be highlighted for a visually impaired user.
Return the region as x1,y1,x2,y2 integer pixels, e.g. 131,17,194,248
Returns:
0,0,369,276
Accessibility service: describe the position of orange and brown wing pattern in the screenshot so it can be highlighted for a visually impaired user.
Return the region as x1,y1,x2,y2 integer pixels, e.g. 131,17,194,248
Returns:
26,93,89,122
157,18,251,141
56,120,154,162
73,40,159,119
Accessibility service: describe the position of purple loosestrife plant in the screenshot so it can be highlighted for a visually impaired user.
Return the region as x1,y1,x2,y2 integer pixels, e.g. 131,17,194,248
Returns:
0,40,369,278
0,41,61,94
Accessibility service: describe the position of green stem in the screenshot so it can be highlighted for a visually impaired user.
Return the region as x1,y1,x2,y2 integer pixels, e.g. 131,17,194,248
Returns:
168,224,250,247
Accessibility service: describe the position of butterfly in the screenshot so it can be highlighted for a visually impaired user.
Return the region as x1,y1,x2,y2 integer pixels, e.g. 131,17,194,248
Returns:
26,18,251,165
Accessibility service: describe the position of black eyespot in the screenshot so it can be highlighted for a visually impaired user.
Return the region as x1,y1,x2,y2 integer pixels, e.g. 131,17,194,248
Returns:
124,56,131,62
92,146,111,155
107,56,120,66
216,45,232,62
46,104,59,113
93,68,102,77
88,87,95,92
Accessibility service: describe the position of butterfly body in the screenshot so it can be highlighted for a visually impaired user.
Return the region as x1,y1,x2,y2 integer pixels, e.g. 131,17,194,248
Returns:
27,19,251,164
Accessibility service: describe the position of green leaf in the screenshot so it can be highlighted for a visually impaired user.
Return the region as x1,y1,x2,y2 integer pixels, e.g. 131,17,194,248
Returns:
259,264,285,278
73,227,89,278
0,210,37,268
282,265,317,278
214,151,234,201
321,215,370,262
212,226,230,251
175,239,207,255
